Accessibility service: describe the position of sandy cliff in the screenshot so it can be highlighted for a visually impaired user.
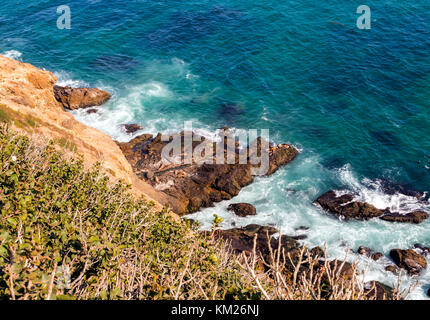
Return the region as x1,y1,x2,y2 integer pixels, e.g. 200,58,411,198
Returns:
0,55,171,210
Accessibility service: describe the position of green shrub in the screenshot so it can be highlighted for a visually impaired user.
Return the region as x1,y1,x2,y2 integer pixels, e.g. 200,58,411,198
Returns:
0,124,255,300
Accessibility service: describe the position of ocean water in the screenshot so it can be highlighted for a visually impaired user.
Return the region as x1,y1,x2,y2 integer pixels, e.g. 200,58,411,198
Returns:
1,0,429,299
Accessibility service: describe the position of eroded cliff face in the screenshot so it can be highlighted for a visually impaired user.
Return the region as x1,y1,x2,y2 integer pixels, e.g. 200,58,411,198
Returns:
0,55,169,210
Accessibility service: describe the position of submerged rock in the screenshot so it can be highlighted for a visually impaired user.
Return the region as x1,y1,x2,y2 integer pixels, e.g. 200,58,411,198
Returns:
357,246,383,261
227,203,257,217
86,108,98,114
53,85,111,110
389,249,427,276
385,265,399,275
380,211,429,224
121,123,143,134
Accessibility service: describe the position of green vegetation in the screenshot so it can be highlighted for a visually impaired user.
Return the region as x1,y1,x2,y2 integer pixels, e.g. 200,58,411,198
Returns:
0,125,255,300
0,124,405,300
0,104,40,130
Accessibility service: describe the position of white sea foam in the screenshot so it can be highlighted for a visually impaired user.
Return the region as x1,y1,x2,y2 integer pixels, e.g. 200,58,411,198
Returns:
187,157,430,299
2,50,22,60
54,71,90,88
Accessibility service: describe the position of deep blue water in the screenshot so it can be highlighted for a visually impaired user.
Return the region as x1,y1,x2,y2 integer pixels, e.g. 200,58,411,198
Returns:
1,0,429,298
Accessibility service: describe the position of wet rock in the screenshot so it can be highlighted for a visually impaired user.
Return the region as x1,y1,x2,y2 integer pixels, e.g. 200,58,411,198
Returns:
212,224,299,257
227,203,257,217
389,249,427,275
295,226,309,231
118,131,298,214
315,190,428,224
357,246,383,261
364,281,393,300
327,260,355,280
86,108,98,114
385,265,399,275
380,211,429,224
314,191,385,220
53,85,111,110
310,246,324,259
121,123,143,134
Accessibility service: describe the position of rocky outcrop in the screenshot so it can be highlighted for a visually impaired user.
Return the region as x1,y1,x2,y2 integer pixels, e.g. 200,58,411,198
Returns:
380,211,429,224
357,246,383,261
53,85,111,110
121,123,143,134
389,249,427,275
314,191,429,223
314,191,385,220
227,203,257,217
118,131,299,214
364,281,393,300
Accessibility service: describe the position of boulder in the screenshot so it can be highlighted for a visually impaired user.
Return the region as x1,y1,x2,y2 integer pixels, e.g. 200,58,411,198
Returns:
385,265,399,275
314,191,385,220
389,249,427,275
53,85,111,110
86,108,98,114
121,123,143,134
310,246,324,259
315,191,429,224
357,246,383,261
364,281,393,300
380,211,429,224
227,203,257,217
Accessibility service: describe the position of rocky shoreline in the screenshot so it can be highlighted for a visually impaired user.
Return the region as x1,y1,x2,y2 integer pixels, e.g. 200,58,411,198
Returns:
1,54,428,298
53,84,430,292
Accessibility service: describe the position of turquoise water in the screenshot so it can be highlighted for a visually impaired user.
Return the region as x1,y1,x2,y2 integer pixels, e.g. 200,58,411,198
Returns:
1,1,429,298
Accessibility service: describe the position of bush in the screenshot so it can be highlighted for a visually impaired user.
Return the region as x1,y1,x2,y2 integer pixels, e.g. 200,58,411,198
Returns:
0,125,255,300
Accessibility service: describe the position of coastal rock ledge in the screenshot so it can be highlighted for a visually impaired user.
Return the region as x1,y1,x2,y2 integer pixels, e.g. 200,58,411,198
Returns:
314,191,429,224
118,131,299,214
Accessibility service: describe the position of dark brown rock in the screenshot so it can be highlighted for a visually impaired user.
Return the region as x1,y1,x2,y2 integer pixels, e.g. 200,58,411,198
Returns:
314,191,385,220
118,131,298,214
212,224,299,258
371,252,384,261
364,281,393,300
86,108,98,114
310,246,324,259
227,203,257,217
380,211,429,224
390,249,427,275
315,191,429,224
53,85,111,110
121,123,143,134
